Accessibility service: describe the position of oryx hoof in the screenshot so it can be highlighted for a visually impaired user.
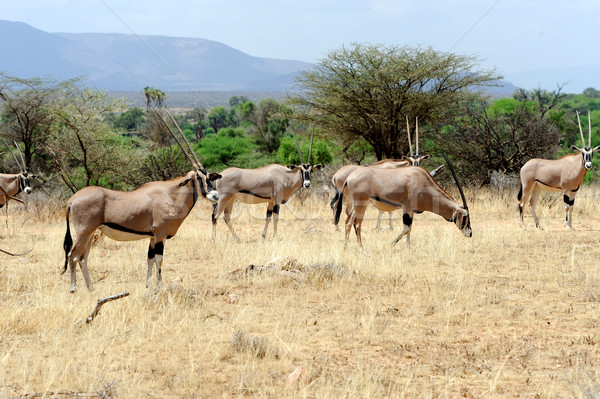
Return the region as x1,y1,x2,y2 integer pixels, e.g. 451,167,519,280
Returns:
70,285,77,294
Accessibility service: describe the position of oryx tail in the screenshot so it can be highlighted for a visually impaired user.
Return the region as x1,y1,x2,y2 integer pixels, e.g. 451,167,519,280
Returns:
334,183,345,225
63,206,73,274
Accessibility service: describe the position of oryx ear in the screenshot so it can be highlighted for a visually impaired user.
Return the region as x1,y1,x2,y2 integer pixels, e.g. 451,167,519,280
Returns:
29,174,38,178
313,164,324,170
421,155,431,160
401,156,410,161
460,208,469,216
593,145,600,153
570,145,582,152
208,172,222,180
179,176,194,186
287,165,298,170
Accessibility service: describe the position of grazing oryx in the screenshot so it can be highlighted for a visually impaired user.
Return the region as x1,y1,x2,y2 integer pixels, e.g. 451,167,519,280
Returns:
336,155,471,248
212,129,323,240
330,116,442,230
0,140,36,210
518,110,599,230
63,108,222,292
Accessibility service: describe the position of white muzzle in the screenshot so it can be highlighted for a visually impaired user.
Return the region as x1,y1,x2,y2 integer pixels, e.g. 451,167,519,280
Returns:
208,190,219,202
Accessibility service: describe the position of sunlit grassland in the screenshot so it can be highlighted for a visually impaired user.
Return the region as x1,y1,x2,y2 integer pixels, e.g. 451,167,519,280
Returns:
1,185,600,398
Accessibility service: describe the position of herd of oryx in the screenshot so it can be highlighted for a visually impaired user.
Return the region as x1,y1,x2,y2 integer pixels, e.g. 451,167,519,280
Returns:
0,111,598,293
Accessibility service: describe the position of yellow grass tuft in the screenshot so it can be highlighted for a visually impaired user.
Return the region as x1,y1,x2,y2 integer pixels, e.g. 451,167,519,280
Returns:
1,185,600,397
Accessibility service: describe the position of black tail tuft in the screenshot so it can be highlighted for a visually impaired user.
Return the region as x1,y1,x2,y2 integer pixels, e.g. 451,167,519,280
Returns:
517,184,523,202
330,188,340,212
334,184,345,225
62,206,73,274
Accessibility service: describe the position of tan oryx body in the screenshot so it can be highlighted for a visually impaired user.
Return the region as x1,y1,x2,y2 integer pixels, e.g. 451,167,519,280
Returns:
212,163,323,239
63,170,221,292
518,111,599,229
63,106,222,293
336,156,471,248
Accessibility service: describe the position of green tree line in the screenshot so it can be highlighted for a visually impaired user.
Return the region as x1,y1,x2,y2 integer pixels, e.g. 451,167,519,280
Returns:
1,43,599,196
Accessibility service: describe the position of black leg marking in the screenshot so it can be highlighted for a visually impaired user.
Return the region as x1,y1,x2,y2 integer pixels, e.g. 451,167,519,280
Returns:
563,195,575,206
402,213,413,227
155,241,164,256
212,203,217,224
147,244,156,259
273,204,280,215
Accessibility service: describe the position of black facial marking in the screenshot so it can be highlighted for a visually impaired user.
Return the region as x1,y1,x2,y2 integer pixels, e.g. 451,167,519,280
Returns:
564,195,575,206
402,213,413,226
273,204,280,214
266,209,273,218
155,241,164,256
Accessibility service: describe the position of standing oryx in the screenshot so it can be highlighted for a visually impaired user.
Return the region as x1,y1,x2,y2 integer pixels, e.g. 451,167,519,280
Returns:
212,129,323,240
330,116,441,230
0,140,36,210
518,110,599,230
336,155,471,248
62,108,222,292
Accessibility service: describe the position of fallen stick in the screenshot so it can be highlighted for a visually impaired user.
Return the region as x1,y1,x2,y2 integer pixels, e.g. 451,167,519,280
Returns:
0,247,32,256
86,292,130,323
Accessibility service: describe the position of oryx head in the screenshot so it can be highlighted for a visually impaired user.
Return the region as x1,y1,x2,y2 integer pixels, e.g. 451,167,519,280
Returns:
290,123,324,187
443,154,472,238
4,140,36,195
194,169,222,202
572,110,600,170
403,116,431,166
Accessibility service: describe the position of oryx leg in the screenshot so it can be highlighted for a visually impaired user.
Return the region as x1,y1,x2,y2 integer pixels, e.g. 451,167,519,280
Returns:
529,186,542,229
375,211,383,230
272,204,280,238
518,182,535,229
212,195,238,240
391,211,414,248
146,238,156,287
388,211,394,230
262,202,274,238
68,232,94,293
350,202,367,248
79,236,94,290
563,191,576,230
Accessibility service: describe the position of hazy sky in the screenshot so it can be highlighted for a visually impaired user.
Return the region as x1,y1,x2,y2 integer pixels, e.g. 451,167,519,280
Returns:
3,0,600,91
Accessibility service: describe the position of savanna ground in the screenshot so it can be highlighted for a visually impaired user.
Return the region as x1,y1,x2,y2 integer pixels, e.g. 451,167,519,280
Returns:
1,182,600,398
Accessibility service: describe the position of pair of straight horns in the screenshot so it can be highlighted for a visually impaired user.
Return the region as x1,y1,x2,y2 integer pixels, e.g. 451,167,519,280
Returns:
576,110,593,148
293,123,316,165
3,139,27,173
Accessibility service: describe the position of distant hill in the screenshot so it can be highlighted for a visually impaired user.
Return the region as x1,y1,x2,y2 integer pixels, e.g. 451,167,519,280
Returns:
0,20,518,105
0,20,311,92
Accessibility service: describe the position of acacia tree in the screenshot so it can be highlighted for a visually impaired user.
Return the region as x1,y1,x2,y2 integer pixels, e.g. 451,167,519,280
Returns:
47,87,142,191
290,43,500,160
241,99,290,152
0,74,77,169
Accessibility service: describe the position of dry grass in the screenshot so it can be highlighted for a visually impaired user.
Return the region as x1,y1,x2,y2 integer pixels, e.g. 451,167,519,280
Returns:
2,186,600,398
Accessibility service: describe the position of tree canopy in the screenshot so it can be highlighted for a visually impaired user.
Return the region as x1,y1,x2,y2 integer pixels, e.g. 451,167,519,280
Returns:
290,43,501,159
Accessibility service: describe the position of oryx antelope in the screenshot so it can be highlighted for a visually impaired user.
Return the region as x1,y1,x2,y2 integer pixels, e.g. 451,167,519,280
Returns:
330,116,442,230
518,110,599,230
336,155,471,248
0,184,32,256
62,108,222,292
0,140,36,210
212,129,323,240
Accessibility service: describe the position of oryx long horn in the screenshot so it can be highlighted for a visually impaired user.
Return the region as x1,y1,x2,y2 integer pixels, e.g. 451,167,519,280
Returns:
415,116,419,156
164,108,204,170
152,107,199,171
14,140,27,171
588,110,592,148
406,116,414,158
292,127,304,165
308,123,315,164
3,139,22,173
577,111,586,148
0,184,24,204
442,153,468,210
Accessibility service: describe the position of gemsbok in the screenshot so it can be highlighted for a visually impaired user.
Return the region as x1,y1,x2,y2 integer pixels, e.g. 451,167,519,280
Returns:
330,116,442,230
336,155,471,248
212,129,323,240
0,185,31,256
62,108,222,292
0,140,36,211
518,110,599,230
